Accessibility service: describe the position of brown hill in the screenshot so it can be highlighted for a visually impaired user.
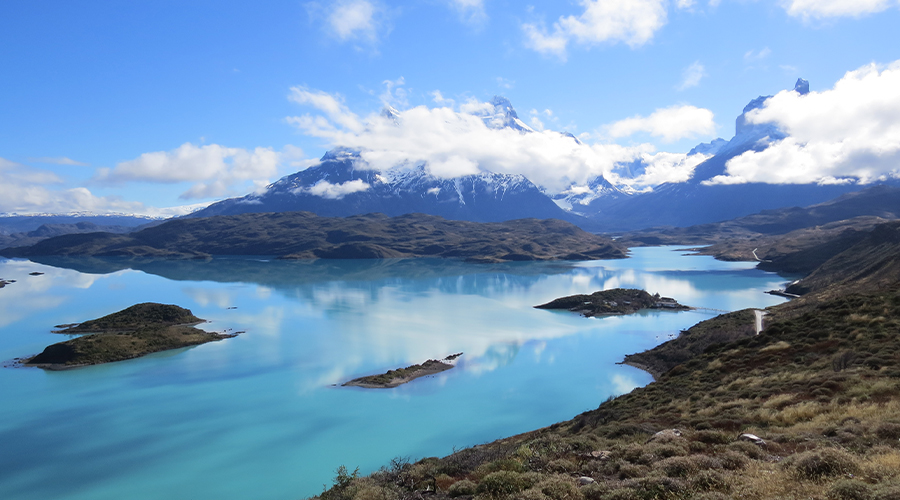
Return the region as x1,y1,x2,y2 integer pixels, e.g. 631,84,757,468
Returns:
0,212,626,263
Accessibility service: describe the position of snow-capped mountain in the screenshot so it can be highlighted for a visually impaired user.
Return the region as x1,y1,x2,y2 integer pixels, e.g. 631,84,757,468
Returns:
475,96,534,132
583,78,872,230
191,148,573,223
192,96,600,224
549,175,627,214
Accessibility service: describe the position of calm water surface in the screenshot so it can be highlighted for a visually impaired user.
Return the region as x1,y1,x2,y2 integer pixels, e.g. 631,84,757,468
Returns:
0,248,787,500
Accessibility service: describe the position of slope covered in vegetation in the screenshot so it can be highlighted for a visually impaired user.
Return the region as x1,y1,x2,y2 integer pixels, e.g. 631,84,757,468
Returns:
314,220,900,500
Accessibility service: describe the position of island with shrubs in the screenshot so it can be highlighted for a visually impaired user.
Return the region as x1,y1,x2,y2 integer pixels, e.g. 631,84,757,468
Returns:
23,303,238,370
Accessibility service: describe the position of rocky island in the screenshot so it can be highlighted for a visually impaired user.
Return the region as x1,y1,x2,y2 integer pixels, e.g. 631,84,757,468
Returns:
343,353,462,389
24,303,237,369
535,288,690,317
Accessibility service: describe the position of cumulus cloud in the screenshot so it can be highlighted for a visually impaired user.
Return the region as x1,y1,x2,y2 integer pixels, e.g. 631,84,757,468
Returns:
782,0,898,19
28,156,90,166
522,0,672,60
708,60,900,185
307,0,388,46
447,0,487,26
95,143,286,200
678,61,706,90
606,105,716,143
286,88,712,193
0,157,134,214
299,179,371,199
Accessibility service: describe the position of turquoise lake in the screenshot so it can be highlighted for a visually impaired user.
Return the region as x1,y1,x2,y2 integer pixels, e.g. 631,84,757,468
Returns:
0,247,788,500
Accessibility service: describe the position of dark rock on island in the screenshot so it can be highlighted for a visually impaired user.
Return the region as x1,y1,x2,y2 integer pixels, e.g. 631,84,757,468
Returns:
25,303,237,369
535,288,690,317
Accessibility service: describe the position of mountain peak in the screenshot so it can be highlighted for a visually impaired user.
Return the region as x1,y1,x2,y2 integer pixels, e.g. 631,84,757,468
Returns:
475,96,533,133
794,78,810,95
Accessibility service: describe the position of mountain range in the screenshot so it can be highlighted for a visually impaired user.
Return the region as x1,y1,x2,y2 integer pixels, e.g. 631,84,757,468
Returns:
189,81,881,231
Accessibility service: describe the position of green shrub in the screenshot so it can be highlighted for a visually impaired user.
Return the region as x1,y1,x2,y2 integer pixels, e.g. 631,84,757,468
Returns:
352,484,397,500
827,480,872,500
449,479,477,498
579,483,611,500
689,470,729,492
695,431,731,445
547,459,577,473
727,441,765,460
652,456,699,477
602,489,639,500
622,477,684,500
616,462,650,480
536,475,583,500
718,451,748,470
789,448,859,480
514,489,549,500
476,459,526,478
478,471,526,498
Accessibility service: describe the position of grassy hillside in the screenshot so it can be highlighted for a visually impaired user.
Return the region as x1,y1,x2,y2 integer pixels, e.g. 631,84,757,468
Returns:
313,219,900,500
316,290,900,500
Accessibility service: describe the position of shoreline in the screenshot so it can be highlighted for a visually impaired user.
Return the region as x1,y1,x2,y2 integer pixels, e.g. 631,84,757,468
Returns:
617,359,662,381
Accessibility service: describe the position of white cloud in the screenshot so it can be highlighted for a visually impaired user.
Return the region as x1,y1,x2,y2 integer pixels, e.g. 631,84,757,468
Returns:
0,157,216,216
95,143,285,200
299,179,371,199
678,61,706,90
447,0,487,26
606,105,716,143
28,156,90,166
329,0,380,42
431,90,455,106
782,0,898,19
744,47,772,62
709,60,900,185
496,77,514,89
287,89,709,193
522,0,671,60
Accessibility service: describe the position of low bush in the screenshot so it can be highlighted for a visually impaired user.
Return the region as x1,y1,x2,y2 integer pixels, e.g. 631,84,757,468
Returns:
689,470,729,492
448,479,477,498
535,475,583,500
478,471,526,498
827,480,872,500
788,448,860,480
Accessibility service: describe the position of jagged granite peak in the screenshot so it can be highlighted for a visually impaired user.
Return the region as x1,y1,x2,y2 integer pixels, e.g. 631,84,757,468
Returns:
688,138,728,157
563,132,584,145
551,175,625,212
474,96,534,132
794,78,810,95
381,105,401,123
191,148,573,223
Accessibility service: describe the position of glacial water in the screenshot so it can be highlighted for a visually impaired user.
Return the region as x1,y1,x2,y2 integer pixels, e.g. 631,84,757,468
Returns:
0,248,788,500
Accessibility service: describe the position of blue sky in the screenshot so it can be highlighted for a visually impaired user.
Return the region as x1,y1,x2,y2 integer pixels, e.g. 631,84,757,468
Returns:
2,0,899,215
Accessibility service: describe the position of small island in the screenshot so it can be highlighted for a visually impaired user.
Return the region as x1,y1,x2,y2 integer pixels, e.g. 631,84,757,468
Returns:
24,303,238,370
534,288,690,317
343,353,462,389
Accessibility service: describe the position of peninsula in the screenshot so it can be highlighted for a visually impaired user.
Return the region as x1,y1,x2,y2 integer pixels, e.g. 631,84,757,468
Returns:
0,212,626,263
343,354,462,389
535,288,690,317
24,303,237,369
